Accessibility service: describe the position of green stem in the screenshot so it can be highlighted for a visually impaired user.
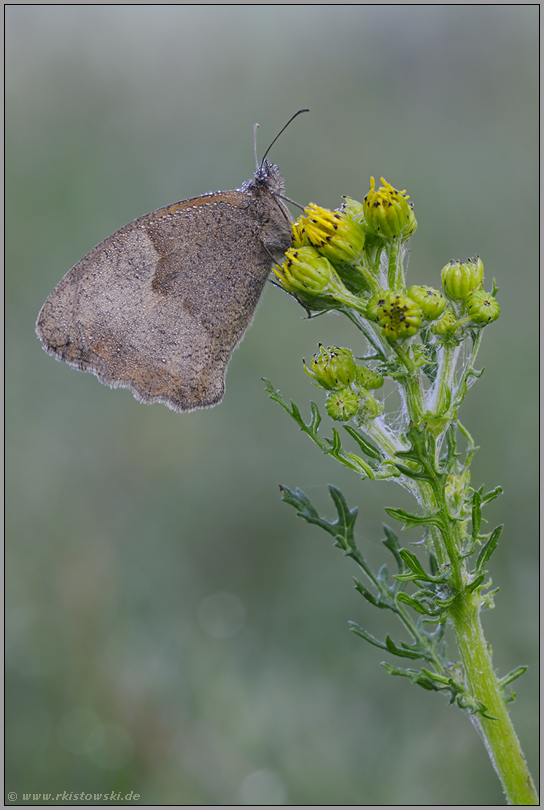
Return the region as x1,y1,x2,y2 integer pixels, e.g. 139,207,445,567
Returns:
428,342,459,416
417,450,538,805
386,240,404,290
450,594,539,805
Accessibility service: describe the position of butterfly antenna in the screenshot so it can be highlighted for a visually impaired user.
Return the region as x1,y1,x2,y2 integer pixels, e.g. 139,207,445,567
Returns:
259,108,310,168
253,123,260,171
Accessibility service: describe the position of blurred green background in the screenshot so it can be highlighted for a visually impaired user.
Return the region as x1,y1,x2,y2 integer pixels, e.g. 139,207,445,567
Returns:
6,6,538,806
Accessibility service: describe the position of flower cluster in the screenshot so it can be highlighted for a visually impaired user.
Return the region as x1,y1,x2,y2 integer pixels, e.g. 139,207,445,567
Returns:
303,344,383,422
274,178,499,347
267,167,537,807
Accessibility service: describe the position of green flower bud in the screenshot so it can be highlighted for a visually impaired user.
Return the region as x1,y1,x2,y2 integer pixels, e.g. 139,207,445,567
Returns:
355,365,384,390
326,387,360,421
274,246,357,312
341,196,365,220
362,177,417,241
366,290,388,322
274,247,334,295
465,290,500,324
441,256,484,301
430,307,458,337
296,203,366,265
407,285,447,321
305,345,357,391
358,393,382,421
367,290,422,340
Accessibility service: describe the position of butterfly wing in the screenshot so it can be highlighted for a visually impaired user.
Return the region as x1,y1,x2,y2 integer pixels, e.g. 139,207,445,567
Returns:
36,190,291,412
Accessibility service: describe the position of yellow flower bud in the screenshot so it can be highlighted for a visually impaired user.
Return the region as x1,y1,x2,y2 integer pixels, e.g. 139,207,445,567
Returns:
291,220,311,249
296,203,366,265
273,246,342,306
363,177,417,241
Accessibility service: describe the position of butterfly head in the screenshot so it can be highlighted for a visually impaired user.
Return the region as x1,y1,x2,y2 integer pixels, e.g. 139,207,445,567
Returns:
242,159,285,197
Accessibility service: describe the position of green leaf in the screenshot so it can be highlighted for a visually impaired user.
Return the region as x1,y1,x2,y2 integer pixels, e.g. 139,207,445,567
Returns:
328,485,359,550
381,663,441,691
466,572,487,593
475,524,504,571
349,622,389,651
309,400,322,433
384,506,444,531
323,431,375,479
481,486,503,506
381,524,406,573
396,591,448,617
384,634,427,660
353,578,385,608
393,461,434,482
498,666,528,690
342,425,383,460
394,549,450,584
471,488,482,540
279,484,359,552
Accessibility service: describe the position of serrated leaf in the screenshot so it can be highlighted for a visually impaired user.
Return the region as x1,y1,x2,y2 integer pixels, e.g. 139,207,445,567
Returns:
279,484,360,552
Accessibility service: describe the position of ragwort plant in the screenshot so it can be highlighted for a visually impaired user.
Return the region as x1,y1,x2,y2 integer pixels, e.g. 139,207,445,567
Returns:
265,178,538,805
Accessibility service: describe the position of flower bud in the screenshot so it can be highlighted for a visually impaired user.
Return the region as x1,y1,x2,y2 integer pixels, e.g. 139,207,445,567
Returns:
430,307,458,337
291,220,311,249
407,285,447,321
367,290,422,340
441,257,484,301
465,290,500,324
341,196,365,220
296,203,366,265
362,177,417,241
274,247,355,312
305,345,357,391
355,366,384,390
358,394,382,421
326,387,360,421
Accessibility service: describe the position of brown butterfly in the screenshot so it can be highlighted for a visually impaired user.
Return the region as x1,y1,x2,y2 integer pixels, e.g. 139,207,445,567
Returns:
36,110,308,412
